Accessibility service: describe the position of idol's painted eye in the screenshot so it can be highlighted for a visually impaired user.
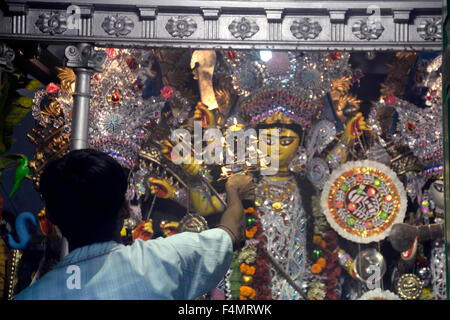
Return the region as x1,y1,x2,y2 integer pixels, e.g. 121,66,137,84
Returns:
433,182,444,193
260,135,276,145
280,138,296,146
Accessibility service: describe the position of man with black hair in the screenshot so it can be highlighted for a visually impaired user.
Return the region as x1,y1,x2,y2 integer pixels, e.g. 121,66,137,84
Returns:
14,149,254,299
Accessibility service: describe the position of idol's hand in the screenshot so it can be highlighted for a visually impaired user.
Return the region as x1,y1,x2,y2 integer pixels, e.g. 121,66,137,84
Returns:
161,139,175,161
148,177,177,199
193,102,216,128
343,112,367,141
161,138,202,176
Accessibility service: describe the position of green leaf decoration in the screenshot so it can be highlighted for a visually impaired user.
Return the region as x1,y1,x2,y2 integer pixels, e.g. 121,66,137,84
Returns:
25,80,41,91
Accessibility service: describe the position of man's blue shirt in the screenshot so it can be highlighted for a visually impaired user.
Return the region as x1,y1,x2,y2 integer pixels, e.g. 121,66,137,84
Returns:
13,228,233,300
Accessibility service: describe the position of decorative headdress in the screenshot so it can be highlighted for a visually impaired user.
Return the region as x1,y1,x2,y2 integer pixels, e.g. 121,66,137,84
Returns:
226,51,351,128
367,54,442,169
28,68,74,187
224,51,351,102
240,86,321,128
88,48,166,169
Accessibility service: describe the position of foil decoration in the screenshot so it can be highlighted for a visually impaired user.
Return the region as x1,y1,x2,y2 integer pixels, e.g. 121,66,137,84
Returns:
430,238,447,300
392,98,443,167
320,160,407,244
257,176,308,300
305,120,336,157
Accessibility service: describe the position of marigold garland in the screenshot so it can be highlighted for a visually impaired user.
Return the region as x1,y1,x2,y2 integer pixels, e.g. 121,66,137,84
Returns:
308,194,341,300
240,263,256,275
323,230,341,300
238,207,272,300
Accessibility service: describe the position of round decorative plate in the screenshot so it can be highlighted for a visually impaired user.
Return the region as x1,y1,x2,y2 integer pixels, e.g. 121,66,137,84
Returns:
320,160,407,243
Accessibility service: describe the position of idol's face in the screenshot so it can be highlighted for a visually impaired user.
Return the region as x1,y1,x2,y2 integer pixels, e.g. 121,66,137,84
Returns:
429,179,444,210
259,127,300,170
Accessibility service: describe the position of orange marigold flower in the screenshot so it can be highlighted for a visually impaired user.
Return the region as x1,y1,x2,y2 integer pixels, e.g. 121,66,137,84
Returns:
240,286,256,299
244,207,255,214
317,257,326,268
245,226,257,238
313,235,322,245
321,240,326,249
311,263,323,274
240,263,256,275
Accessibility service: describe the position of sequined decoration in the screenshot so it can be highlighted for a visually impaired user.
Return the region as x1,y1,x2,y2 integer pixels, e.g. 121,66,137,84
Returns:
321,160,407,244
88,48,166,169
257,176,307,300
240,87,322,128
223,51,266,97
392,97,443,167
305,120,336,157
223,51,351,102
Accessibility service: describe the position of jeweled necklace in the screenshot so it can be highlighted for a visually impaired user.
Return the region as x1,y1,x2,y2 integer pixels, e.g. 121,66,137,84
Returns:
262,176,296,212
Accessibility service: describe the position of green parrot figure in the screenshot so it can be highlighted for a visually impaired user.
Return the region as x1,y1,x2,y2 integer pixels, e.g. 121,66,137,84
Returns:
8,155,30,200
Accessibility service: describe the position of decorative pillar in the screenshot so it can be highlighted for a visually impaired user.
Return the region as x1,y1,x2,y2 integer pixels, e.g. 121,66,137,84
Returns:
139,7,158,39
8,3,28,35
266,9,283,41
329,9,347,42
393,10,411,42
64,43,106,151
202,8,220,40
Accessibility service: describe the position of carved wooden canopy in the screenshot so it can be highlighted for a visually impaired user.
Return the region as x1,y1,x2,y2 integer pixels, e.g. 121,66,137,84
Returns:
0,0,443,51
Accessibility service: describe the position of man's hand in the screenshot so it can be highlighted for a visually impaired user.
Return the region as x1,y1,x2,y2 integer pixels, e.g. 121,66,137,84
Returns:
219,174,255,250
225,174,255,201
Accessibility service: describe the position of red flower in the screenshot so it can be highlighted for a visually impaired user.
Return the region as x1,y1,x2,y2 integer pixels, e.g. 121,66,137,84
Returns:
106,48,117,59
160,85,174,99
385,94,396,105
46,82,59,94
227,50,236,60
329,51,340,61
